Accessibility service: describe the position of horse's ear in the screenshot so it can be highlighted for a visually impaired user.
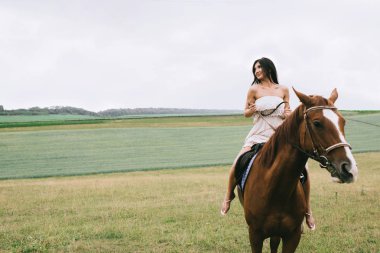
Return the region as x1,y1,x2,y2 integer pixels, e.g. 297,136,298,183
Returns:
329,88,338,104
293,87,312,107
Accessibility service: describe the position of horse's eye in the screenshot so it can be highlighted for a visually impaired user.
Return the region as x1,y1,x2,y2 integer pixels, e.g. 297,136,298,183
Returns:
313,121,322,128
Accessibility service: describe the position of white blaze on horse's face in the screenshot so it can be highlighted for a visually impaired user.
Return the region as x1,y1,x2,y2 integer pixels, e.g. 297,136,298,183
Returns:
323,109,359,182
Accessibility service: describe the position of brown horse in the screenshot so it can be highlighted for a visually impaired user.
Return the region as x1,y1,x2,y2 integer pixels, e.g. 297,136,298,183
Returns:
237,88,358,253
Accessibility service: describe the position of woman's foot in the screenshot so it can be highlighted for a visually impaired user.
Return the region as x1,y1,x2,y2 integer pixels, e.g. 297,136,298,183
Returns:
220,193,235,215
305,212,316,230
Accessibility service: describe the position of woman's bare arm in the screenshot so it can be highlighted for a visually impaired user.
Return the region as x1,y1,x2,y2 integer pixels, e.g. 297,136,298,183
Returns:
282,86,292,118
244,87,257,118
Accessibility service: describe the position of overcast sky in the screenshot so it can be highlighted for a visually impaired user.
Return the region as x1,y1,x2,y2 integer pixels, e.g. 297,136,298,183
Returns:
1,0,379,111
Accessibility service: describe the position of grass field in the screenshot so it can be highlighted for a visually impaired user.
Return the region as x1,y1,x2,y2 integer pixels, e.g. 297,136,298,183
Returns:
0,113,379,252
0,113,379,179
0,114,244,128
0,153,378,252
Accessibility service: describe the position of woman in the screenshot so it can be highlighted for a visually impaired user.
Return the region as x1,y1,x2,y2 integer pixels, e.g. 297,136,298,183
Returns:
221,57,315,230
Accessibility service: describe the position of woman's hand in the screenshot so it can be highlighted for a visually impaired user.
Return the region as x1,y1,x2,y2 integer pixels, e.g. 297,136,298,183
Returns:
248,103,257,113
283,108,292,118
244,102,256,117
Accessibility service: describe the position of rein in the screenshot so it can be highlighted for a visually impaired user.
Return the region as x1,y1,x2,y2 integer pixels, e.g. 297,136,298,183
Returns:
260,101,287,116
258,101,288,131
292,105,352,172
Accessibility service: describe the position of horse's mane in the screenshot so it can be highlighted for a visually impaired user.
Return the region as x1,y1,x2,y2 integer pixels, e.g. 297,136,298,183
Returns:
255,105,302,168
256,95,329,168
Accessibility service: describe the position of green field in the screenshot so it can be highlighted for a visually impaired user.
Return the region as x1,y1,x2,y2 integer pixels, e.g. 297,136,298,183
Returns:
0,113,241,128
0,113,379,179
0,113,379,252
0,153,378,252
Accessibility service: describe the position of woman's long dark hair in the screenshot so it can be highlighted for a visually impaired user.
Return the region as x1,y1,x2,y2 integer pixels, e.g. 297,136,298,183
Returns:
252,57,279,85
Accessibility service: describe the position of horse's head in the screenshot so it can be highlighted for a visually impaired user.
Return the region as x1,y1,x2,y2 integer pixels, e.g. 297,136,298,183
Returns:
293,88,358,183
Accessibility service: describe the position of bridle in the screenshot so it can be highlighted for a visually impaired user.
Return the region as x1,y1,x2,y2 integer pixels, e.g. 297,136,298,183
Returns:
292,105,352,175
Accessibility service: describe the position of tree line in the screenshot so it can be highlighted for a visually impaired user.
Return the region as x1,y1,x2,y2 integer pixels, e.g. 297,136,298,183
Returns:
0,105,240,117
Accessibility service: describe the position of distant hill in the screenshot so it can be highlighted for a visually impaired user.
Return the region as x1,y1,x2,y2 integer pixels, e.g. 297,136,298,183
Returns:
0,105,241,117
0,106,97,116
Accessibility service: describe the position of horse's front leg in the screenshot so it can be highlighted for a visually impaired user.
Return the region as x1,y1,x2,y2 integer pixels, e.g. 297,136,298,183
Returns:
281,229,301,253
270,236,281,253
248,226,264,253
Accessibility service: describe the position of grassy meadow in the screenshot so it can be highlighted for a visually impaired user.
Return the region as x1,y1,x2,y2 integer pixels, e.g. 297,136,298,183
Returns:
0,112,379,252
0,153,379,252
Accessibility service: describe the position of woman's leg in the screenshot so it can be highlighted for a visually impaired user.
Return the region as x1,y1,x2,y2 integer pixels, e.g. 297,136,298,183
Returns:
221,146,251,215
302,166,316,230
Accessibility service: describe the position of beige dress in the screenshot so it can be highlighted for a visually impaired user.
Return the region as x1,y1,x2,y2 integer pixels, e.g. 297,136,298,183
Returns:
243,96,285,148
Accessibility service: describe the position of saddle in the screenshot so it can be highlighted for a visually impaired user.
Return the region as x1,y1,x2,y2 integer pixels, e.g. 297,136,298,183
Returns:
234,142,307,196
235,143,265,194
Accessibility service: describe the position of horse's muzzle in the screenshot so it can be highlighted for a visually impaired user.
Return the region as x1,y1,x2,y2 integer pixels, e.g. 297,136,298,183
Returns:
332,160,358,183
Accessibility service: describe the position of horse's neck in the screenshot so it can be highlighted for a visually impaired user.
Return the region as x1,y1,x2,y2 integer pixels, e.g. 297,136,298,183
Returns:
260,119,308,199
270,144,307,187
